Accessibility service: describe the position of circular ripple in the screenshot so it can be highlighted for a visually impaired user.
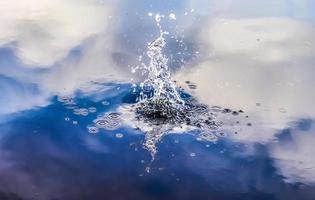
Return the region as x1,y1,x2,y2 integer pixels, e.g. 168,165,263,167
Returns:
58,96,76,105
73,108,89,116
94,112,122,130
88,107,97,113
87,125,99,134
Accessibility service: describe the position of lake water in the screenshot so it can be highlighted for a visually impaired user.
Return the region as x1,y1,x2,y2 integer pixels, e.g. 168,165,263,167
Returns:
1,1,315,200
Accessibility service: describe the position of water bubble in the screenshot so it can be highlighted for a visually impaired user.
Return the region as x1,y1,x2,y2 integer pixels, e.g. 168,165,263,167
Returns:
198,131,218,142
148,12,153,17
190,153,196,157
73,108,89,116
102,101,110,106
64,117,70,121
211,106,222,112
215,132,227,138
88,107,97,113
115,133,124,138
87,125,99,134
188,84,197,89
58,96,75,105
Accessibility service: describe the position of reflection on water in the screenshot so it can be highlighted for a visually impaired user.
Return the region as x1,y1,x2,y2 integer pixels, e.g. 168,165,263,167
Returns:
0,87,314,200
1,0,315,200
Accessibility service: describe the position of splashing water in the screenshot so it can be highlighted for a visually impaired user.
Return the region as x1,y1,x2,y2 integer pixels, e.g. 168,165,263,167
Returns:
58,14,250,162
119,15,250,160
138,14,184,108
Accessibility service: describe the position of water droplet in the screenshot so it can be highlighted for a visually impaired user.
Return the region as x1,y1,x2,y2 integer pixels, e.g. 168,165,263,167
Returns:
155,13,161,22
169,13,176,20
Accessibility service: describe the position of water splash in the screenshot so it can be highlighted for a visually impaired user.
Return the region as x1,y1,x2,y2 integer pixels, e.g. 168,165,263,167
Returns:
57,14,250,163
138,14,184,107
120,15,250,160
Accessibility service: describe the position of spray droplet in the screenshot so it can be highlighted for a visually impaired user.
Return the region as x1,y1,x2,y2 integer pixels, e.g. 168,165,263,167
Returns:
169,13,176,20
155,14,161,22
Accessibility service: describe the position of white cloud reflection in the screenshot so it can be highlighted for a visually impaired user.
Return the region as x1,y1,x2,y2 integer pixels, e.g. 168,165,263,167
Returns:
270,125,315,185
0,0,113,67
175,16,315,184
0,0,132,115
0,0,315,187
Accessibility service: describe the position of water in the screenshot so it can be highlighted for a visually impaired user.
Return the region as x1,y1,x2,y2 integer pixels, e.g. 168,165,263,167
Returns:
118,17,251,159
1,91,314,200
1,2,315,199
137,14,183,105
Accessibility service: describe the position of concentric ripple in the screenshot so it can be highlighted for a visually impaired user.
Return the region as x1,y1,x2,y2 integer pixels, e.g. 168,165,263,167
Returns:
93,112,122,130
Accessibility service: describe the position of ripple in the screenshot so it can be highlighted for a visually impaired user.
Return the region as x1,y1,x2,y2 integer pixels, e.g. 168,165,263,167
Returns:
93,112,122,130
87,125,99,134
102,101,110,106
58,96,76,105
88,107,97,113
198,131,218,142
73,108,89,116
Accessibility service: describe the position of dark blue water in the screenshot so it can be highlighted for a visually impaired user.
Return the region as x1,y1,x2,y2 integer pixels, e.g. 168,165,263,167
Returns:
0,84,314,200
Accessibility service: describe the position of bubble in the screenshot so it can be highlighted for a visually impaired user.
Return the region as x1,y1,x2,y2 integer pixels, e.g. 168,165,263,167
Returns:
57,96,71,103
72,121,78,125
64,117,70,121
188,84,197,89
58,96,76,106
190,153,196,157
87,126,99,134
88,107,97,113
65,106,76,110
148,12,153,17
115,133,124,138
102,101,110,106
198,131,218,142
73,108,89,116
211,106,222,112
222,108,232,113
215,132,227,138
